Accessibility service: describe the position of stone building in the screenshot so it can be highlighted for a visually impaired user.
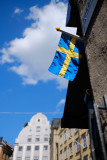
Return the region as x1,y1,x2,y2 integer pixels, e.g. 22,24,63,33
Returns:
50,119,60,160
13,113,50,160
50,119,91,160
62,0,107,159
78,0,107,105
0,137,13,160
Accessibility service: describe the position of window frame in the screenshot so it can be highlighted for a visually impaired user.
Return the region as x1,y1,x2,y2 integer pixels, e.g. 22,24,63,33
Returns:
43,145,48,151
69,143,73,156
75,138,80,153
64,130,67,142
26,146,31,151
64,146,67,159
82,133,87,149
35,145,39,151
69,128,72,138
18,146,23,151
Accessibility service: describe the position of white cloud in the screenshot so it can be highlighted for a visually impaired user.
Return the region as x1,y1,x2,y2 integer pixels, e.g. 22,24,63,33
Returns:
14,8,23,15
57,99,65,106
56,98,65,112
0,0,76,88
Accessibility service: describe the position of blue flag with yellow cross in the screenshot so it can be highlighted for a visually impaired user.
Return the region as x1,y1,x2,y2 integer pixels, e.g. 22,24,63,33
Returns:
48,33,84,81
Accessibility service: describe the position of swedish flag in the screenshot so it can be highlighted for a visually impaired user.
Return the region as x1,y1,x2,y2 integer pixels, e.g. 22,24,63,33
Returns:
48,33,84,81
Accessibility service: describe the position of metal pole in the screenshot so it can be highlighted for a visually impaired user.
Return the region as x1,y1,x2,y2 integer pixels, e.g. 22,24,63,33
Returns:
55,27,84,42
103,94,107,110
88,108,96,160
94,104,107,160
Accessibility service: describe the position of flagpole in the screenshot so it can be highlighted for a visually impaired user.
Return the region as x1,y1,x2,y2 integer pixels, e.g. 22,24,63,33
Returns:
55,27,84,42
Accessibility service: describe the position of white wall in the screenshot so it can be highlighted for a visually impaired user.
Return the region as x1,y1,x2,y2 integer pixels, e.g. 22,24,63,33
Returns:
13,113,50,160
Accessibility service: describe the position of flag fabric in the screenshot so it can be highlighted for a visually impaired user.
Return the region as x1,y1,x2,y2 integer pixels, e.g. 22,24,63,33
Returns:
48,33,84,81
61,53,92,129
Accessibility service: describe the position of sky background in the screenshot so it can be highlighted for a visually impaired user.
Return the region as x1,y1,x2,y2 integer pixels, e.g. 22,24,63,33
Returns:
0,0,76,146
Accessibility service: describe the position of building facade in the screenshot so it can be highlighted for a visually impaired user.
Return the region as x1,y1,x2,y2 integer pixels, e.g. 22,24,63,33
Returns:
13,113,50,160
62,1,107,159
0,137,13,160
50,119,60,160
50,119,91,160
59,128,91,160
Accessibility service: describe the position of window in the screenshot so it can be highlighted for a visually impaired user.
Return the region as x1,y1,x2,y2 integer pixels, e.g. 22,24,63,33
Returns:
5,154,7,160
27,135,32,142
60,135,62,145
44,137,48,141
45,128,48,131
64,131,67,142
37,126,40,129
69,143,73,156
29,129,32,132
83,155,88,160
69,128,72,138
35,135,40,142
74,128,78,133
35,146,39,150
16,157,22,160
2,152,4,159
27,137,32,142
75,138,80,153
36,126,40,132
43,145,48,150
42,156,48,160
25,157,30,160
34,157,39,160
60,150,63,160
82,133,87,149
64,147,67,159
26,146,31,151
82,0,98,35
35,138,40,141
18,146,23,151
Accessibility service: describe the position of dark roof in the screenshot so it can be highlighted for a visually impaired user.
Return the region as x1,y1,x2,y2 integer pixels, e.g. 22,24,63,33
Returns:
51,119,60,129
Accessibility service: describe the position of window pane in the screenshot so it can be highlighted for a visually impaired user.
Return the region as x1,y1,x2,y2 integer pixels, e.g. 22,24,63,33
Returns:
2,152,4,158
16,157,22,160
35,138,40,142
74,128,78,133
43,145,48,150
35,146,39,150
25,157,30,160
60,135,62,145
64,131,67,141
34,157,39,160
64,147,67,159
69,143,73,156
26,146,31,151
82,134,87,149
27,138,32,142
36,126,41,132
44,137,48,141
60,150,62,160
75,138,80,153
83,155,88,160
42,156,48,160
18,146,23,151
69,128,72,137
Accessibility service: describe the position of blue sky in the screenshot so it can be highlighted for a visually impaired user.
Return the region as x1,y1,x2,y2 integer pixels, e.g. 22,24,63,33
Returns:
0,0,71,146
